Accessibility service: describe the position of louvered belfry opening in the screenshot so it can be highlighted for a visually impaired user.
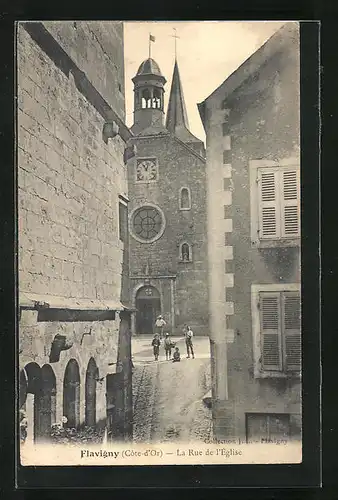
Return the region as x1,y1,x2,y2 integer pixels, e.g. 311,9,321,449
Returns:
258,166,300,239
260,291,301,373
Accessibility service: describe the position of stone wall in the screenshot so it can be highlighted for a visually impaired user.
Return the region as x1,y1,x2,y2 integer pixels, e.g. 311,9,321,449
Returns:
42,21,125,121
226,39,301,439
17,22,131,441
203,25,301,439
18,23,127,305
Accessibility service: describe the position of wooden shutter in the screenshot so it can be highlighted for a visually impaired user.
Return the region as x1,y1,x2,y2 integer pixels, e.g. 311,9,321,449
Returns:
258,169,280,238
281,168,300,237
282,292,301,371
259,292,283,371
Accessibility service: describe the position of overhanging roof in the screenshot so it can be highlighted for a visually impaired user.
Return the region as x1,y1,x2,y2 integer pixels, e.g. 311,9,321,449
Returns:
19,293,129,311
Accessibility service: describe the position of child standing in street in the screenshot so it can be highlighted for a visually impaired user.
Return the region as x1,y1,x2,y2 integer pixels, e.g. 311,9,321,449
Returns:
151,333,161,361
164,332,174,360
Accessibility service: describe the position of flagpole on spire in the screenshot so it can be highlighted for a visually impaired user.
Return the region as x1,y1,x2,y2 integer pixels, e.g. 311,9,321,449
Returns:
149,33,155,59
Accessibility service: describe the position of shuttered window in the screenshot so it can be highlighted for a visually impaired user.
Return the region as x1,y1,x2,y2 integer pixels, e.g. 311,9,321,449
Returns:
259,291,301,373
257,166,300,240
282,292,301,371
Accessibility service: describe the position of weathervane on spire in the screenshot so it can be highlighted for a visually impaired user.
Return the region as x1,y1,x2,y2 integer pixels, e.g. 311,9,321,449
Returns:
171,27,180,60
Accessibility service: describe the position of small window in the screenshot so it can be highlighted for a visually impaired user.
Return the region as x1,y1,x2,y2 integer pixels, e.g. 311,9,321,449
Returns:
179,242,192,262
251,284,301,378
179,187,191,210
118,197,128,242
246,413,291,444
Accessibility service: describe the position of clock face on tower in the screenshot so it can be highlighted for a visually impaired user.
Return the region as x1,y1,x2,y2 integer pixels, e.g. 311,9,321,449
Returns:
136,158,158,182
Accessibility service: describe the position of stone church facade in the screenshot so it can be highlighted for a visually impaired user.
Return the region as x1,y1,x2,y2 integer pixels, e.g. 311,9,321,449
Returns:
126,58,209,336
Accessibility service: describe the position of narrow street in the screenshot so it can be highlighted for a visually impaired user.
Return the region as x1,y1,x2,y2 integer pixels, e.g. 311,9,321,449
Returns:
132,336,213,443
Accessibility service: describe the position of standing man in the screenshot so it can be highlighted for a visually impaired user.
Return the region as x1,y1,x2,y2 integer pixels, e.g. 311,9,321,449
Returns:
155,315,166,338
185,325,195,359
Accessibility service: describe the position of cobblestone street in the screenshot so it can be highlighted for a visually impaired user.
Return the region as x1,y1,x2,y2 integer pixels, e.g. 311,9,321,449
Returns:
132,336,213,443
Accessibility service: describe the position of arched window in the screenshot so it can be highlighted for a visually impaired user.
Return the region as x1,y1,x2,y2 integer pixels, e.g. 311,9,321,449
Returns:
153,88,162,109
179,187,191,210
141,88,151,109
180,242,192,262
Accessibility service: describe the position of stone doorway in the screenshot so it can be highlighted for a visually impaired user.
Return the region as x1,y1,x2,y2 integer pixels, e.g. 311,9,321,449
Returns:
135,286,161,334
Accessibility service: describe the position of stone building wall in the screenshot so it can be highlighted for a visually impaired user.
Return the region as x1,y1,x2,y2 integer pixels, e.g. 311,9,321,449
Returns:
17,21,132,444
127,134,209,335
42,21,125,121
223,40,301,439
201,24,301,440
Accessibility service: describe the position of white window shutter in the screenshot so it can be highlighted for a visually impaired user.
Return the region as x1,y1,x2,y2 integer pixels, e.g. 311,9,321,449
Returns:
258,169,280,238
259,292,283,371
282,292,301,372
281,168,300,237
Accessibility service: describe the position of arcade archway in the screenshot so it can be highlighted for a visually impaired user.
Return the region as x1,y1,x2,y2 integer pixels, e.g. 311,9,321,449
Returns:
85,358,98,428
63,359,80,429
39,364,56,439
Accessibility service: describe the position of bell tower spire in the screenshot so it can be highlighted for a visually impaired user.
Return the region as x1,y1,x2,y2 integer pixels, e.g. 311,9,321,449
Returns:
131,57,167,136
166,57,205,156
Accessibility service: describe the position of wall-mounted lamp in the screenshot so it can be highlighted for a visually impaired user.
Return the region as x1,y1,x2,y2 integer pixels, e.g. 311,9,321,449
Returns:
103,121,119,143
123,144,137,165
80,327,93,345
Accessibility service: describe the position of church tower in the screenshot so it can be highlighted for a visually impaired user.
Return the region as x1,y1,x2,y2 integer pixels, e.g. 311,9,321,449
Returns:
127,55,208,336
131,58,167,135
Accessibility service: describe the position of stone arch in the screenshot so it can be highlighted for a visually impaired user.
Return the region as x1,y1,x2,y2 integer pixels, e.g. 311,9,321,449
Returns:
39,364,57,439
23,362,42,442
63,359,80,429
85,357,98,428
19,368,28,409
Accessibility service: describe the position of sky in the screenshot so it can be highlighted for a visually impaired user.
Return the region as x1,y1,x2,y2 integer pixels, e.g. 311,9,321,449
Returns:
123,21,287,142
